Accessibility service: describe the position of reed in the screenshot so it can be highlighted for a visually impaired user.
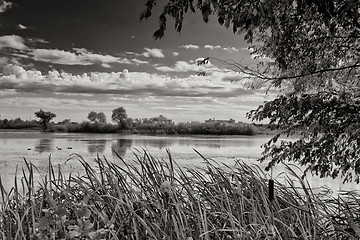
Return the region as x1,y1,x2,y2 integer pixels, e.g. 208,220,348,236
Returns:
0,150,359,239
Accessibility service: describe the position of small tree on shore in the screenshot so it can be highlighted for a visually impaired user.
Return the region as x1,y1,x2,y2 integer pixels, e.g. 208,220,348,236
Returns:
34,109,56,131
87,111,107,124
111,107,128,130
87,111,98,123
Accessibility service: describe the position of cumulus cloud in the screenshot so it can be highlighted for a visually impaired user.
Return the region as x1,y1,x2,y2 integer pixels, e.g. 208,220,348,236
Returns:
223,47,239,52
204,45,221,50
74,48,127,64
0,56,24,67
172,52,179,57
0,64,274,122
120,69,130,79
31,48,131,67
204,44,239,52
32,49,91,65
0,64,253,99
0,56,8,65
142,48,164,58
0,35,27,50
179,44,199,50
0,0,12,13
131,58,149,65
2,64,28,78
125,49,165,61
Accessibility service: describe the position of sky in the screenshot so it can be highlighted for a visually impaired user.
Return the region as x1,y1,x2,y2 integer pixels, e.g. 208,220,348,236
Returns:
0,0,275,123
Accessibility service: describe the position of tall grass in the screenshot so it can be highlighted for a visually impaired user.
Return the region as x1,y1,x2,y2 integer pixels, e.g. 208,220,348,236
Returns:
0,151,359,239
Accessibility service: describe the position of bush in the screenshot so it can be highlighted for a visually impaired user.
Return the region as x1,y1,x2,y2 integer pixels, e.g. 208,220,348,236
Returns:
54,122,118,133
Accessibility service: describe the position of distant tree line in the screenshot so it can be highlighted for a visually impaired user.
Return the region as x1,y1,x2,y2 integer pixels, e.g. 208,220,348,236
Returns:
0,118,40,130
0,107,275,135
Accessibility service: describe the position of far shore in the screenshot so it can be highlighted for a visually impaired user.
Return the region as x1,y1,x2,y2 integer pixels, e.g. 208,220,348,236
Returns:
0,116,281,136
0,127,279,137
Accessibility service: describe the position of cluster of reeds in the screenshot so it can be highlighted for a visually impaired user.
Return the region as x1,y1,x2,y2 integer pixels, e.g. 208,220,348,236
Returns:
0,150,359,239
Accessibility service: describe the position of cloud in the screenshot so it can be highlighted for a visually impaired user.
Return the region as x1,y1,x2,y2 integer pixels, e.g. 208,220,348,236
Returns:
0,56,25,67
1,64,45,86
0,0,12,13
204,44,239,52
0,89,16,96
17,24,28,30
156,58,218,73
204,45,221,50
31,48,131,67
156,61,201,72
0,56,8,65
126,49,165,61
142,48,164,58
32,49,91,65
2,64,28,79
74,48,125,64
0,35,27,50
28,38,49,44
0,64,275,122
101,63,112,68
172,52,179,57
0,64,254,99
131,58,149,65
119,69,130,79
179,44,199,50
223,47,239,52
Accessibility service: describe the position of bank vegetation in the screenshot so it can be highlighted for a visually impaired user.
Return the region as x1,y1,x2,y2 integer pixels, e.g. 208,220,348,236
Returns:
0,151,359,239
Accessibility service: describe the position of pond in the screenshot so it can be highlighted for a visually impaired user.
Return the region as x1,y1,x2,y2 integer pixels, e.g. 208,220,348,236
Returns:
0,131,358,193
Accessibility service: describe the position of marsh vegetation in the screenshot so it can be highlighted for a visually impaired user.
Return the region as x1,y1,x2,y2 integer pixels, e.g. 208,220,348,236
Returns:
1,151,360,239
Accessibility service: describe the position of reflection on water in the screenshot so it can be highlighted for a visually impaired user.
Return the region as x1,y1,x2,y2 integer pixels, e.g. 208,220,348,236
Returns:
132,138,173,150
29,137,260,155
129,138,257,150
178,138,261,148
1,132,359,194
87,139,107,154
35,138,53,153
112,138,133,157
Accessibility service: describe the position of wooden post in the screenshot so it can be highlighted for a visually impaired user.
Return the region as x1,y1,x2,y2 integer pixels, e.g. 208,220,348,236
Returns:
269,179,274,202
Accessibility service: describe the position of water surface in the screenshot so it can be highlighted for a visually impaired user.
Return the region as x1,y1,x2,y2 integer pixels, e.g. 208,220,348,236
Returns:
0,131,358,193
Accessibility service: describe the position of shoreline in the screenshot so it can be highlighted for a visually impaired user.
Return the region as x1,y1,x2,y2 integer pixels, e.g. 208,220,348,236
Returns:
0,127,279,137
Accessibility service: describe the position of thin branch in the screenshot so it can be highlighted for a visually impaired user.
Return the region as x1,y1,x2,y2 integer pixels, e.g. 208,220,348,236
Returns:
208,57,360,82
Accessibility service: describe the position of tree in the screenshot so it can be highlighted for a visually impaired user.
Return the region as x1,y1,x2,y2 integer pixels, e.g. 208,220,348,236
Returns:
96,112,107,124
111,107,128,129
87,111,98,123
61,119,71,124
142,1,360,182
87,111,107,124
34,109,56,131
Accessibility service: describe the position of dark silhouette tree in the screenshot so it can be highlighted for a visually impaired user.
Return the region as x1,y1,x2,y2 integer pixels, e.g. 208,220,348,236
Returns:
141,0,360,182
111,107,128,130
96,112,107,124
87,111,98,123
87,111,107,124
34,109,56,131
